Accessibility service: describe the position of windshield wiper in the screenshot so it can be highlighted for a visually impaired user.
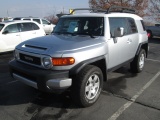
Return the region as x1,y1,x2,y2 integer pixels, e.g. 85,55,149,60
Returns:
62,32,78,36
76,32,95,38
53,32,62,35
53,31,95,38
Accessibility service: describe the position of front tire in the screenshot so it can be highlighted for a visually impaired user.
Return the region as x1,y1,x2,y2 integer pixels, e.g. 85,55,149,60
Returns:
71,65,103,107
130,49,146,73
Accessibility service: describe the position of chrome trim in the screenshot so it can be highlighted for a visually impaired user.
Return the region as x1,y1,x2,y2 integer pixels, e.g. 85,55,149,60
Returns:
13,73,38,89
46,78,72,89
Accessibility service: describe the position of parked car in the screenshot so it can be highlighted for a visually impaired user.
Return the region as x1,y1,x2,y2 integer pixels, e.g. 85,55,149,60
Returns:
0,20,45,53
145,23,160,39
9,6,148,107
13,17,55,35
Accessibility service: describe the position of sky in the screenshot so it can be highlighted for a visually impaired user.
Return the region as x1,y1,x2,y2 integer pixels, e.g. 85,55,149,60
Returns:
0,0,89,18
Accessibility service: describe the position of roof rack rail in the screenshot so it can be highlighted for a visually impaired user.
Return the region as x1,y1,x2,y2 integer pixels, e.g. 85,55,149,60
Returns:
57,5,135,17
70,8,107,14
107,5,135,14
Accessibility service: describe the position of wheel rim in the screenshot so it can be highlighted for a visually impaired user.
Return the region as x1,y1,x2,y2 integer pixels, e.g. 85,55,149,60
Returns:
139,53,145,69
85,74,100,100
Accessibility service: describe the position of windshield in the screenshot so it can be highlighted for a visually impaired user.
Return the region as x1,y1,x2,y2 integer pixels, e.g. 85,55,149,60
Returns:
0,24,4,31
53,17,104,36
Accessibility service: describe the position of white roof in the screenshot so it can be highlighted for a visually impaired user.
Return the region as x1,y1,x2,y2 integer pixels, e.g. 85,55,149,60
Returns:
61,12,143,20
0,20,38,25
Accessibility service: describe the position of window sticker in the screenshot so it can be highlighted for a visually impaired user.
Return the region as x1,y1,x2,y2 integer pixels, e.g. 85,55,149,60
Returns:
67,21,78,33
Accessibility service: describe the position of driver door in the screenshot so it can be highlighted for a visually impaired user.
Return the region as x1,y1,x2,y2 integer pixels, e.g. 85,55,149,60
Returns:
107,17,131,69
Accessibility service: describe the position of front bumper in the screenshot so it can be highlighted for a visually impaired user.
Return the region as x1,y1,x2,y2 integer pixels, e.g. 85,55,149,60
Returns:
9,60,72,93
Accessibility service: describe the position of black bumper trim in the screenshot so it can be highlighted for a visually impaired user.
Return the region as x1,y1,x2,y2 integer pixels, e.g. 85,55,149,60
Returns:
9,60,70,92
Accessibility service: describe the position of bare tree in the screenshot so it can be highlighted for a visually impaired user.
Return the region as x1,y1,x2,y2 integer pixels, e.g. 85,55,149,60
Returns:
44,15,58,24
44,6,59,24
89,0,149,18
150,0,160,22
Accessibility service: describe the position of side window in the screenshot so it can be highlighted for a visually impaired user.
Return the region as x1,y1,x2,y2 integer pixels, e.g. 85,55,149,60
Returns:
140,20,146,31
33,19,41,24
23,19,31,21
3,24,19,33
31,23,40,30
127,18,138,34
0,24,4,31
19,23,35,32
42,19,50,25
109,17,128,37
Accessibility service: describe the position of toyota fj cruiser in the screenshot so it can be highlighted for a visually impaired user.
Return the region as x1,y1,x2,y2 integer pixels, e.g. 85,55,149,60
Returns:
9,6,148,107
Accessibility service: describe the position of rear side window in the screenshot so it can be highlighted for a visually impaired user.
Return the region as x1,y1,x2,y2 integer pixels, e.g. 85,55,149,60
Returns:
19,22,40,32
33,19,41,24
140,20,146,31
127,18,138,34
31,23,40,30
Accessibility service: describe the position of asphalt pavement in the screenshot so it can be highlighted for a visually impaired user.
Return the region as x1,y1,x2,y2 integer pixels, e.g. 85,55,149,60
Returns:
0,38,160,120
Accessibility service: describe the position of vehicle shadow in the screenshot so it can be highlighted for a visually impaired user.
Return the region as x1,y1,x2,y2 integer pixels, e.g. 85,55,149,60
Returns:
103,66,137,99
0,66,138,120
148,37,160,44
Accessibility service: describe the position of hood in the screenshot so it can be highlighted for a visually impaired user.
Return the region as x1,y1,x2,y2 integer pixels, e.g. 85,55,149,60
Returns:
16,35,105,55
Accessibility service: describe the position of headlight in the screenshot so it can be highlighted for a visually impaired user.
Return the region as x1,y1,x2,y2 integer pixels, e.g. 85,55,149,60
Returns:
14,50,19,60
42,57,52,69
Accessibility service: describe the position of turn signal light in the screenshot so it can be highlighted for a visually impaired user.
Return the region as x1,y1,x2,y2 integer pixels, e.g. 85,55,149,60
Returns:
52,57,75,66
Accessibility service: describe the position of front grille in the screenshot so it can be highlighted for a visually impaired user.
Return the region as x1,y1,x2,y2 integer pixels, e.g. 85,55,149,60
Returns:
19,53,41,65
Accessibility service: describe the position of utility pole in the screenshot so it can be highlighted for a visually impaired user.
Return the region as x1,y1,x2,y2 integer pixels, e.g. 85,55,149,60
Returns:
7,10,9,17
63,7,64,13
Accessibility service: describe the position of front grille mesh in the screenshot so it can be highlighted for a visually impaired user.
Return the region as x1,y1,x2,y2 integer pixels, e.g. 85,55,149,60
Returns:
19,53,41,66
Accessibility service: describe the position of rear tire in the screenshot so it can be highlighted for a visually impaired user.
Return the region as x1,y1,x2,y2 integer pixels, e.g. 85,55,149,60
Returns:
130,49,146,73
71,65,103,107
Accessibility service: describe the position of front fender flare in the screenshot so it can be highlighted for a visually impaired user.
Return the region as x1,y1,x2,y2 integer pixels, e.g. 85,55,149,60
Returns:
69,56,106,76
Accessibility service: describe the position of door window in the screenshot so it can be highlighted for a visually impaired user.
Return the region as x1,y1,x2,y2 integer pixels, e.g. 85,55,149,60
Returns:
109,17,128,37
19,22,40,32
3,24,19,33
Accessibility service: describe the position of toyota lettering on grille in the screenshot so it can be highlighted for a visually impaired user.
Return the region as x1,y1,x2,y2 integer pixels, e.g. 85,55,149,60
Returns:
24,56,33,62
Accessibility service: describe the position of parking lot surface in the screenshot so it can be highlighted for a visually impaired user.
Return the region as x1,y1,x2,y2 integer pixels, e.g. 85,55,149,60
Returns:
0,38,160,120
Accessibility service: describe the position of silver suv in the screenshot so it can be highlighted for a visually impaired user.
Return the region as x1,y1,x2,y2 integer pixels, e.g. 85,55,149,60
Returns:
9,6,148,107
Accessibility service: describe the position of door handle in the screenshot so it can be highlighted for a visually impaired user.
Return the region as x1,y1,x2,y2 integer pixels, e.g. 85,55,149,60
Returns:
127,38,132,43
16,34,20,36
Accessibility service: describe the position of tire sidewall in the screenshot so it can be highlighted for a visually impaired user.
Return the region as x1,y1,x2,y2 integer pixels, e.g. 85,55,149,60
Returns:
137,49,146,72
80,66,103,106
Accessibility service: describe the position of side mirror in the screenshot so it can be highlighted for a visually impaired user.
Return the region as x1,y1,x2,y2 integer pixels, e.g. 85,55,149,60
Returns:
114,27,124,38
113,27,124,43
2,30,9,34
